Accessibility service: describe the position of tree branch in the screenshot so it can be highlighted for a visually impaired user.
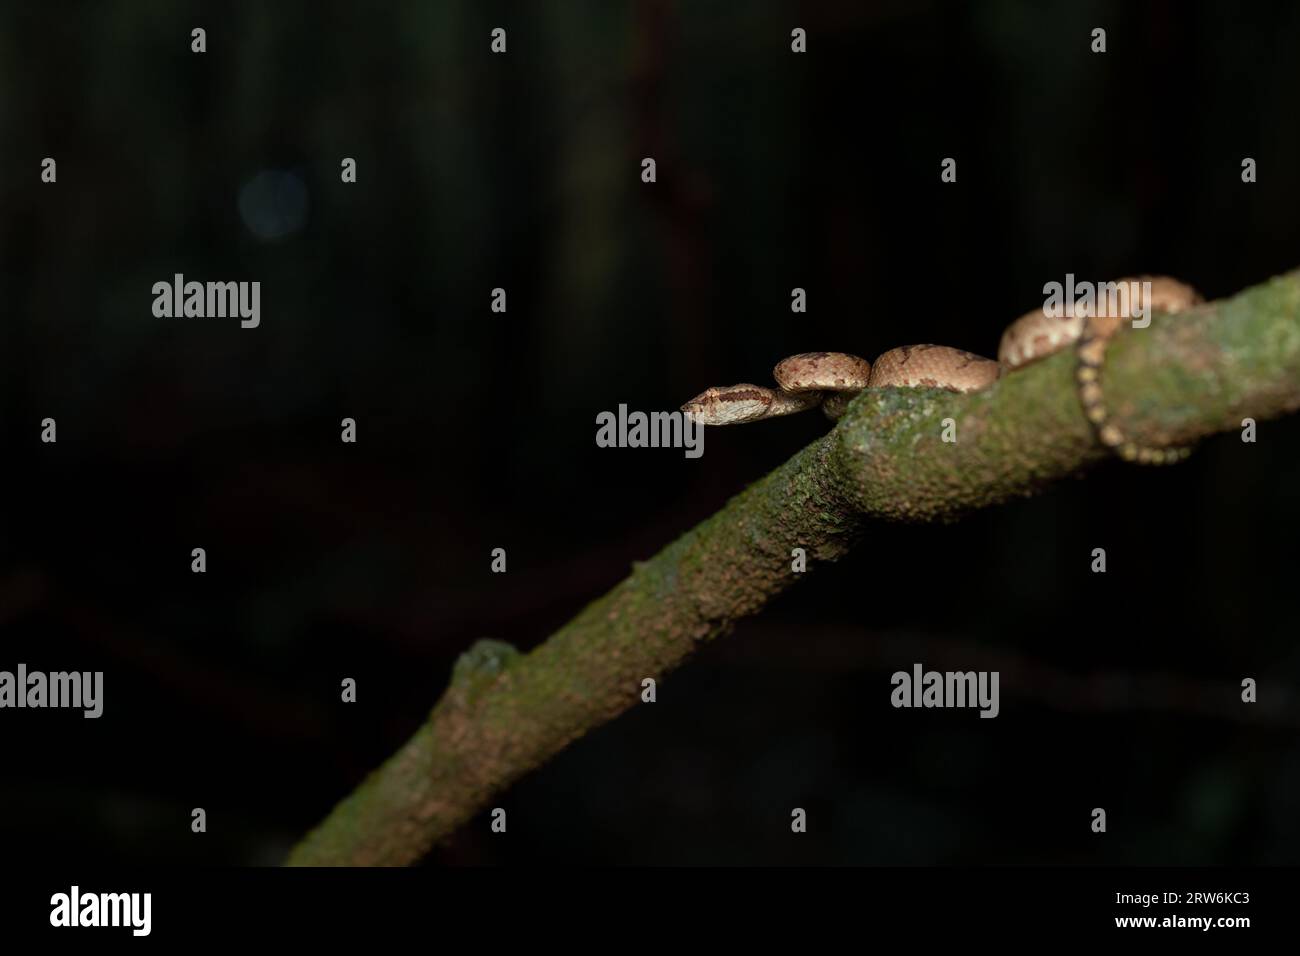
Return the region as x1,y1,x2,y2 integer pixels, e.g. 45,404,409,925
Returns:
286,269,1300,866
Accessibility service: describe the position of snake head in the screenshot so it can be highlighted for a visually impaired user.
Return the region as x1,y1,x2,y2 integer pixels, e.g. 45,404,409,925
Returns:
680,384,774,425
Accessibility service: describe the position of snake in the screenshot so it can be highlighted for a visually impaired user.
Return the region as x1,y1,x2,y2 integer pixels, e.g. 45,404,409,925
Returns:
681,275,1203,465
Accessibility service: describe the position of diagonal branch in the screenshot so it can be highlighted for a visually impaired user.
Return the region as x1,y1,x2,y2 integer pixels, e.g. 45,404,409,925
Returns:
286,269,1300,866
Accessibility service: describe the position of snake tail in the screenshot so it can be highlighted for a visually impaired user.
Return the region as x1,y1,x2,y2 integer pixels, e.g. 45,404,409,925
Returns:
1074,324,1191,466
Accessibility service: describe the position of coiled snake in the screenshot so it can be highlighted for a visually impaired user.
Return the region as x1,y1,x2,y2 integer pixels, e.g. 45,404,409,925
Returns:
681,275,1202,465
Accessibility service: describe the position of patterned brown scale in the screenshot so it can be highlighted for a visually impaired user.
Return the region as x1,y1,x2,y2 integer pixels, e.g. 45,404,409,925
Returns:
1000,275,1203,463
680,275,1202,466
867,345,999,392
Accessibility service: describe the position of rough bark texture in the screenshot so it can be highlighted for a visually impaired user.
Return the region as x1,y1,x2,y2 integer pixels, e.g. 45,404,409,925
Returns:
287,270,1300,866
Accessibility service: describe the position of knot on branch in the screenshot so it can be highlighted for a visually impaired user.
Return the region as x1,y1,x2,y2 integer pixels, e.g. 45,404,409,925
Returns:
450,639,521,703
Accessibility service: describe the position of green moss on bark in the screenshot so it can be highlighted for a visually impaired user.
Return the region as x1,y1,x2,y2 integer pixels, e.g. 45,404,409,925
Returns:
288,269,1300,866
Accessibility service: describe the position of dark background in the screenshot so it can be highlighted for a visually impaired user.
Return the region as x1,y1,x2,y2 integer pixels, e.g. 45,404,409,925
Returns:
2,0,1299,865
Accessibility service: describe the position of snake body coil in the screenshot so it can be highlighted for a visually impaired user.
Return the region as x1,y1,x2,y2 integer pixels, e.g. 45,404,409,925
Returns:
681,275,1203,465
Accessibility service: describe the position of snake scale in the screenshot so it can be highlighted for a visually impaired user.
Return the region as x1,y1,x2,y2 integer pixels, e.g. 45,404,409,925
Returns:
681,275,1203,465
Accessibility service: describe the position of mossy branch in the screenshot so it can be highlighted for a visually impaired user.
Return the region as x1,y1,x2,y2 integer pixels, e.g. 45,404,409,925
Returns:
286,269,1300,866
